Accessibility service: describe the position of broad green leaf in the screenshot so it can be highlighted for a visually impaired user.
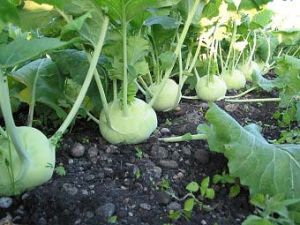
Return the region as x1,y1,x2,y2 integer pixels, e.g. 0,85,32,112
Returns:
242,216,274,225
144,16,180,29
186,181,199,193
201,104,300,216
63,0,105,46
18,8,61,32
61,12,92,35
32,0,69,8
250,9,273,29
0,0,19,24
275,55,300,107
0,37,67,68
104,36,150,81
97,0,156,22
11,58,66,118
50,49,110,114
159,51,176,70
184,198,195,212
155,0,181,8
178,0,205,24
200,177,210,197
201,0,222,20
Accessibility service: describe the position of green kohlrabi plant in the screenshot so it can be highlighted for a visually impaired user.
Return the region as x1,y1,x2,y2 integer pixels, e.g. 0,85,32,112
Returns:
0,2,110,195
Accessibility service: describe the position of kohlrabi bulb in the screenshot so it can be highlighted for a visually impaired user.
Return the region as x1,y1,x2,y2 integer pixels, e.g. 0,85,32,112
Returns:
238,61,260,81
221,69,246,90
99,98,157,144
0,127,55,196
196,75,227,101
148,79,181,112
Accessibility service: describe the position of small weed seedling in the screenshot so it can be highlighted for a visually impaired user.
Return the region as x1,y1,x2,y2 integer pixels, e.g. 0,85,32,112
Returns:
213,172,241,198
135,147,143,159
54,164,67,176
167,177,215,222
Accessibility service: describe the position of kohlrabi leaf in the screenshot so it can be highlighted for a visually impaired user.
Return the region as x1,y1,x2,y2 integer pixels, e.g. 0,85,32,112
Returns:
177,0,205,24
97,0,156,22
18,7,62,32
144,16,180,30
0,37,67,68
275,55,300,107
155,0,181,8
31,0,69,8
0,0,19,24
104,36,150,81
11,58,66,118
61,12,92,36
273,31,300,46
250,9,273,29
236,0,272,10
50,49,110,114
201,0,222,20
252,68,279,92
200,104,300,218
63,0,105,47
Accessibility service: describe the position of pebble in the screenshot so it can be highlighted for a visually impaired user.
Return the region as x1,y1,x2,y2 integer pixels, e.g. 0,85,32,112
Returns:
194,149,209,164
95,203,116,218
155,192,171,205
105,145,118,154
199,102,209,109
87,146,98,158
151,146,168,159
225,104,239,112
38,217,47,225
140,203,151,210
0,197,13,208
62,183,78,195
182,146,191,156
160,128,171,135
159,160,179,169
171,151,180,160
167,202,182,211
85,211,94,219
201,219,207,225
82,190,89,195
70,143,85,158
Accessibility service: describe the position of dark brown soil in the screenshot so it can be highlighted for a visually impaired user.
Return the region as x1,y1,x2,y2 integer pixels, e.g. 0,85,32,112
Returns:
0,93,280,225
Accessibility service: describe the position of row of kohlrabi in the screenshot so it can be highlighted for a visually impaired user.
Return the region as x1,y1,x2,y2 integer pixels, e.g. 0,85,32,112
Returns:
0,0,289,197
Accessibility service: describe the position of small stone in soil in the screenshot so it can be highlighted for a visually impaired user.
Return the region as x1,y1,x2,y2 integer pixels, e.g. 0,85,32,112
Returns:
87,146,98,158
62,183,78,195
140,203,151,210
182,146,191,156
167,202,182,211
160,128,171,135
225,104,239,112
194,149,209,164
171,151,180,160
201,219,207,225
155,192,171,205
95,203,116,218
70,143,85,158
151,146,168,159
0,197,13,208
159,160,179,169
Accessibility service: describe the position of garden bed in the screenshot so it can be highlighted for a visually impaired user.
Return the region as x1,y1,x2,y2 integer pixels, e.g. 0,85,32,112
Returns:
0,95,279,225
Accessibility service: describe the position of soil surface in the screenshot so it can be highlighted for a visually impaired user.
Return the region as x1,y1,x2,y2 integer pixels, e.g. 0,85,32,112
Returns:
0,91,280,225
